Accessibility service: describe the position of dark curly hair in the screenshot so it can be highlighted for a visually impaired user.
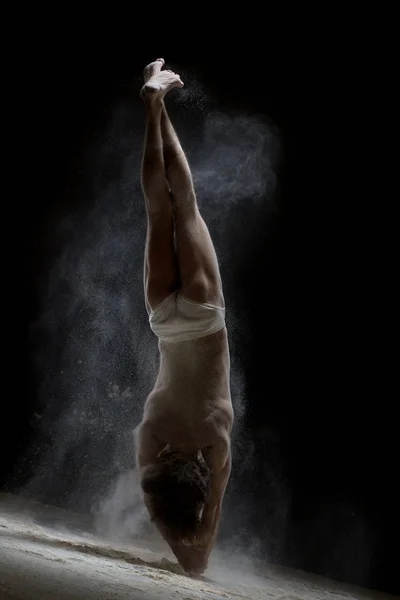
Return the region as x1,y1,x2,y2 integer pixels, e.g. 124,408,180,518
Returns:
141,450,211,540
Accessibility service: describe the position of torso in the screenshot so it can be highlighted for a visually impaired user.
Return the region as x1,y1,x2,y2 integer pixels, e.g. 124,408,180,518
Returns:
141,327,233,452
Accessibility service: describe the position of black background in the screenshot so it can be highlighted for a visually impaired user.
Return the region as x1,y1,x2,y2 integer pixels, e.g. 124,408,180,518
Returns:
1,13,397,597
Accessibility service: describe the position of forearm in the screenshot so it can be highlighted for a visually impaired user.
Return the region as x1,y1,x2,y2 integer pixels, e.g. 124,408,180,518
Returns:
196,496,221,555
171,438,232,574
195,454,231,557
164,496,222,573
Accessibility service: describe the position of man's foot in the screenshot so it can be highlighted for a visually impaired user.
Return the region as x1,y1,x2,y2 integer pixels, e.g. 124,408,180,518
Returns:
143,58,165,83
141,58,184,100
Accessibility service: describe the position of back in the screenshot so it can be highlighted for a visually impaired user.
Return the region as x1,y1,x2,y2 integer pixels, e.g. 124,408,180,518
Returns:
143,327,232,450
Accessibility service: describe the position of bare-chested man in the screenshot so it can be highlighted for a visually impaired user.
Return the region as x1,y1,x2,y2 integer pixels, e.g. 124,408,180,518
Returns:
135,58,234,575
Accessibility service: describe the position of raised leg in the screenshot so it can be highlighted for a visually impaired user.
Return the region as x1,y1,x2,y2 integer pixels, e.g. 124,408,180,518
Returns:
140,59,183,312
161,103,225,308
142,58,224,309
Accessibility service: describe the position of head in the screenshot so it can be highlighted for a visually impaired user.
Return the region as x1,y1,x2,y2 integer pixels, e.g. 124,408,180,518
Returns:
141,449,210,542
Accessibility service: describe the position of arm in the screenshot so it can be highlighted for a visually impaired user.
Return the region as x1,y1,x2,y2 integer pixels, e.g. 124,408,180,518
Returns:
197,434,232,557
163,436,231,576
136,420,168,525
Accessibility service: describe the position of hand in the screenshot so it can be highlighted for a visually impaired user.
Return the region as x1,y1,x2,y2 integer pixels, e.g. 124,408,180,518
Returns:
170,540,209,575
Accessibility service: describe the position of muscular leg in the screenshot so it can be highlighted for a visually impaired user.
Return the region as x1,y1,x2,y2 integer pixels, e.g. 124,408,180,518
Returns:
142,58,224,308
161,104,225,307
140,59,181,312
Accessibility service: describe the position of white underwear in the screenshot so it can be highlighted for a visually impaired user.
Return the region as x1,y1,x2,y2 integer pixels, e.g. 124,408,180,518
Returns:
149,293,226,343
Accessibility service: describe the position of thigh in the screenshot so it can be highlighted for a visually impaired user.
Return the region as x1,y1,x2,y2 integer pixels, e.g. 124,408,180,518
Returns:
144,210,179,313
174,206,224,307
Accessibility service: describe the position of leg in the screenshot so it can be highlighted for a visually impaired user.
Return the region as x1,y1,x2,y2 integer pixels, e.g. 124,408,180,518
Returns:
161,101,224,308
140,60,183,312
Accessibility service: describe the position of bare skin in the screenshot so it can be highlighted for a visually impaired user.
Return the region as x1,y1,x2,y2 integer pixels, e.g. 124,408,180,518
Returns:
136,58,233,575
